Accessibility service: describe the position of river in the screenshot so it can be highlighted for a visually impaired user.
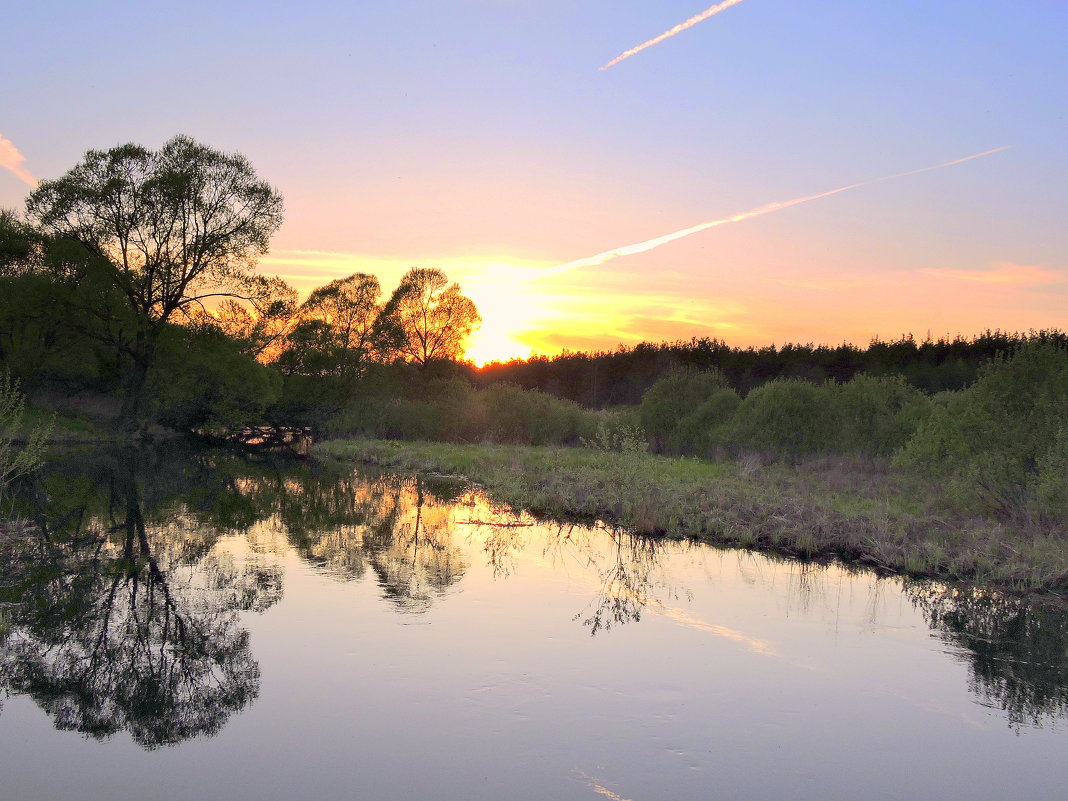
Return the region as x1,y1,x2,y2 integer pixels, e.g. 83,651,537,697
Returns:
0,442,1065,800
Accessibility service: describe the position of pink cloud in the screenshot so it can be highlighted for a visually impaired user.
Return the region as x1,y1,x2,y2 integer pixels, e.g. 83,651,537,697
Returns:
0,134,37,187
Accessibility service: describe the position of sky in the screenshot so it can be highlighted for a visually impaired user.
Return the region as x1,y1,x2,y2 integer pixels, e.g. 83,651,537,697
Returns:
2,0,1067,364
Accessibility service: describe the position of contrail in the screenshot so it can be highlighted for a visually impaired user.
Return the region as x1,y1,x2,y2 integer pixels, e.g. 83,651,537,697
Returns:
0,134,37,187
600,0,747,71
542,146,1010,277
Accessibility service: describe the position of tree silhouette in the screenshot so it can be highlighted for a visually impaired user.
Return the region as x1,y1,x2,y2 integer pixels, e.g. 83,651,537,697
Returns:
26,136,284,427
378,267,481,365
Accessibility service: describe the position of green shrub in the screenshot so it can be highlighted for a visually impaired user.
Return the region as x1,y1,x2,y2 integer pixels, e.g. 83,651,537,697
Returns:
582,407,648,454
323,379,598,446
150,326,282,433
480,383,596,445
1036,426,1068,517
896,343,1068,513
0,372,52,498
731,379,836,460
670,388,741,457
833,374,931,456
639,368,729,451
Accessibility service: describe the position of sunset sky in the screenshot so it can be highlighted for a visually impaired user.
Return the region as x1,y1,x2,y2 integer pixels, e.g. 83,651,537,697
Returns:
3,0,1067,364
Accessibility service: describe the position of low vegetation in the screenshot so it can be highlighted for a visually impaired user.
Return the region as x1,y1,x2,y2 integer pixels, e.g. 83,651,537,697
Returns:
316,438,1068,595
0,373,51,502
315,343,1068,595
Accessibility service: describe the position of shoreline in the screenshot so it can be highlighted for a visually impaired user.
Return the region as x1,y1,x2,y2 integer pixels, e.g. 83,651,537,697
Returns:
314,438,1068,598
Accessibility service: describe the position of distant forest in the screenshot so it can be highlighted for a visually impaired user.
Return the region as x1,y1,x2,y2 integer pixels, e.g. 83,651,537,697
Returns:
475,331,1068,407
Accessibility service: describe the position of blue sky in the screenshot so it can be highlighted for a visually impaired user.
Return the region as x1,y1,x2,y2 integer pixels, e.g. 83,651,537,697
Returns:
3,0,1066,360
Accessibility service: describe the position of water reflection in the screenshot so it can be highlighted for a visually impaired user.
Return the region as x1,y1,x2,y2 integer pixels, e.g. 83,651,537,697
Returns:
909,583,1068,729
0,447,279,748
474,516,684,634
1,440,1067,752
283,473,468,611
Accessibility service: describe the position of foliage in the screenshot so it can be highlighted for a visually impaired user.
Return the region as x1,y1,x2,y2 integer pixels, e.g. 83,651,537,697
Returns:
896,343,1068,514
26,135,285,426
581,407,649,454
206,280,298,361
832,374,931,456
1036,427,1068,517
0,208,42,276
284,272,383,375
320,371,599,447
668,388,741,458
477,330,1068,406
730,378,836,460
149,326,282,433
478,383,595,446
638,367,729,451
0,372,52,498
377,267,481,365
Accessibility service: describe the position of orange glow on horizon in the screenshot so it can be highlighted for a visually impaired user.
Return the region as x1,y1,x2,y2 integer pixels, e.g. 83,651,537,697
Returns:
257,241,1065,367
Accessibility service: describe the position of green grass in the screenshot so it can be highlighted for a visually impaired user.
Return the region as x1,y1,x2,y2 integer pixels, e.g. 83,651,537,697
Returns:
21,408,103,442
315,439,1068,596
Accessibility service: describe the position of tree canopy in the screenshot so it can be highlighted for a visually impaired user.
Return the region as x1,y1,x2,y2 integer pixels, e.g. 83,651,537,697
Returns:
379,267,481,365
26,135,285,425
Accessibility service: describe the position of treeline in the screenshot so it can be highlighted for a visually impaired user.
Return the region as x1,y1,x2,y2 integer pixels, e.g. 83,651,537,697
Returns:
0,136,480,435
475,332,1068,406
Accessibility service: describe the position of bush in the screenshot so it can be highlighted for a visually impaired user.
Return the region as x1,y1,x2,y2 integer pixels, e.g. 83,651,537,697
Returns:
479,383,596,445
150,326,282,433
323,378,598,446
669,388,741,457
0,372,52,499
1036,427,1068,517
896,343,1068,513
639,368,729,451
581,407,648,454
833,374,930,456
730,379,835,460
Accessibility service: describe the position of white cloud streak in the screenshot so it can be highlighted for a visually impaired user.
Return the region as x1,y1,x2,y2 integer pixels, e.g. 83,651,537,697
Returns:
543,147,1011,278
0,134,37,187
600,0,748,71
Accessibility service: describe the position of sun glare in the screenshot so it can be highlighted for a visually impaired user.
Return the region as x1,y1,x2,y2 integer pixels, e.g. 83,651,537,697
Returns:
462,265,559,365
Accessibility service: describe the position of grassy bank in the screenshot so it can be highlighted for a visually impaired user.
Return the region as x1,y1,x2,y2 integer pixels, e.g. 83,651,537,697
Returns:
21,408,119,443
315,439,1068,596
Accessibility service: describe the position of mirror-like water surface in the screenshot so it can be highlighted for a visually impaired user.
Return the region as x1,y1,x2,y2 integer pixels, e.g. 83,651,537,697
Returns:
1,443,1066,801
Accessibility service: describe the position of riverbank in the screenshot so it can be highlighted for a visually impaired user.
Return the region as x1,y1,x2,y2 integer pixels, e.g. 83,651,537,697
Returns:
315,439,1068,596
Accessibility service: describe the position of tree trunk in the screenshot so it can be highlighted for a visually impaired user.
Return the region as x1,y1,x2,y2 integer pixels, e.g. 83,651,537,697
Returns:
119,333,154,433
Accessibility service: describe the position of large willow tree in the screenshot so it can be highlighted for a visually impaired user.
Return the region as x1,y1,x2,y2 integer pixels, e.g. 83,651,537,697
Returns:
26,135,284,427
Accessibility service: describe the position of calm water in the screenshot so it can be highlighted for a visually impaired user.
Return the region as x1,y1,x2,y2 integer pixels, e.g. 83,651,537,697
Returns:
1,443,1066,801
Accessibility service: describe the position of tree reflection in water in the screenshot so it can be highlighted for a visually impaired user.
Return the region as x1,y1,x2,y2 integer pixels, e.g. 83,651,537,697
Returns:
0,445,282,749
908,583,1068,729
469,510,688,635
280,472,469,612
3,441,1068,744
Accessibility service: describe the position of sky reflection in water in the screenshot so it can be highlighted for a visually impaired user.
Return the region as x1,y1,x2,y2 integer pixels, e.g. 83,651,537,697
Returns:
1,443,1066,801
